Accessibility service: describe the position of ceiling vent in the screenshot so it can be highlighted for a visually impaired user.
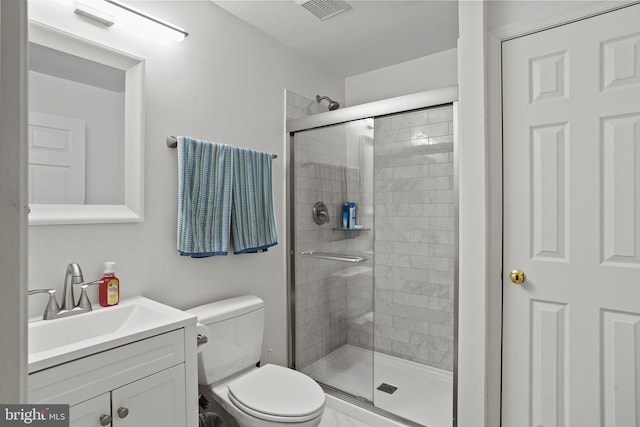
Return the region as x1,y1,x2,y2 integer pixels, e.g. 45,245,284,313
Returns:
296,0,351,21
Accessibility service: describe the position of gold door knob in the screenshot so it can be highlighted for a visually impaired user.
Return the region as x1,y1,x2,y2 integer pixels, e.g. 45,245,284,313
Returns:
510,269,526,285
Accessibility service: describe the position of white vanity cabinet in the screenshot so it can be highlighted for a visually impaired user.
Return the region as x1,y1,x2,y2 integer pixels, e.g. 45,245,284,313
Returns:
70,365,185,427
29,326,197,427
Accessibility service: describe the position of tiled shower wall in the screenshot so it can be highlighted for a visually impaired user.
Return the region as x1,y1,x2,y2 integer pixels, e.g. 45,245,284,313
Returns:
286,90,328,120
372,106,455,371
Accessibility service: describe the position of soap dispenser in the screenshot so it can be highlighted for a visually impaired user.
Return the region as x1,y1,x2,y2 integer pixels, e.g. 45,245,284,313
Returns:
99,261,120,307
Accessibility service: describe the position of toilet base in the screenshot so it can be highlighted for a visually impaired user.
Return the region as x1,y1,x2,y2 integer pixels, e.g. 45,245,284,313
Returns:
199,385,240,427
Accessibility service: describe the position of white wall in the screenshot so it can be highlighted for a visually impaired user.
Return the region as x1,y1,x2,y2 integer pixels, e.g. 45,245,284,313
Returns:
0,0,28,404
27,0,344,366
456,2,488,426
486,0,614,30
345,48,457,106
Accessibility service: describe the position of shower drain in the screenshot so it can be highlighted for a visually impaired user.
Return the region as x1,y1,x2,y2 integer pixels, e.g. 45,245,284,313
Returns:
376,383,398,394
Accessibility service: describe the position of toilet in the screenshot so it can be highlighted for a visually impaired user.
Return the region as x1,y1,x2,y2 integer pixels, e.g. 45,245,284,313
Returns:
187,295,326,427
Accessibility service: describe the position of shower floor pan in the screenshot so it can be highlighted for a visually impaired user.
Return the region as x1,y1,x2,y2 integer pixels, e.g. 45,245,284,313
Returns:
302,344,453,427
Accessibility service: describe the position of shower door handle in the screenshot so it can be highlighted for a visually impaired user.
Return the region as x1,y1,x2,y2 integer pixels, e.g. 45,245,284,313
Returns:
299,251,367,263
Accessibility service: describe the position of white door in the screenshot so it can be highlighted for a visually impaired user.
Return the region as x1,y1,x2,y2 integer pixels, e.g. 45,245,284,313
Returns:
70,394,111,427
502,4,640,427
28,111,86,204
111,365,185,427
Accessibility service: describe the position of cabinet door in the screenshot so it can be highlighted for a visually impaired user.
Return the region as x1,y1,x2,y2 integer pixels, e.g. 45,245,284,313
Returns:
111,365,186,427
70,393,111,427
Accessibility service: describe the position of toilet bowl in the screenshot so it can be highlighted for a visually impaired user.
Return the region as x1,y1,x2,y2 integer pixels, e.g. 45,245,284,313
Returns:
187,296,325,427
210,365,325,427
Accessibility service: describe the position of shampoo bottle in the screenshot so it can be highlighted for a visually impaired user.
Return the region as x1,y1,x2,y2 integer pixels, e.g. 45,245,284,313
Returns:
342,203,349,228
99,261,120,307
349,202,357,228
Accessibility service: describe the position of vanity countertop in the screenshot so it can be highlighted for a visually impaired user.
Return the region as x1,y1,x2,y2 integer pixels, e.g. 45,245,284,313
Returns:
28,296,196,373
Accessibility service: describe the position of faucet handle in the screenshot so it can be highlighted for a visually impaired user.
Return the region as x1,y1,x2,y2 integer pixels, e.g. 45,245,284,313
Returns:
74,280,102,310
76,285,92,312
28,289,60,320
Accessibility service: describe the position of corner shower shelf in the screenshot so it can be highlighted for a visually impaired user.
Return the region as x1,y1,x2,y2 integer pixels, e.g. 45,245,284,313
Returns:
298,251,367,263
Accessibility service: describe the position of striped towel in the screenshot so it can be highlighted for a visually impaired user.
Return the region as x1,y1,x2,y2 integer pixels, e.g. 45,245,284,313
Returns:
230,147,279,254
177,136,233,257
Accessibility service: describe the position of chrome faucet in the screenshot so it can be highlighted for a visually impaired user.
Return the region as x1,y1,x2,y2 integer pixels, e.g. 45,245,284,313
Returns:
28,263,102,320
62,263,84,311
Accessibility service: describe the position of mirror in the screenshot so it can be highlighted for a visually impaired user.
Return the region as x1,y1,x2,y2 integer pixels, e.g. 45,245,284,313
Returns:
29,43,125,205
28,21,145,225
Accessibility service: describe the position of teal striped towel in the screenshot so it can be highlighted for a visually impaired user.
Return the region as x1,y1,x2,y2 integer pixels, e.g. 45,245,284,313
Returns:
177,136,233,257
230,147,279,254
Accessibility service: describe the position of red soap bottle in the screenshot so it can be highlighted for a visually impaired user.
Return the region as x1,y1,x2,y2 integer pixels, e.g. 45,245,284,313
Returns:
99,261,120,307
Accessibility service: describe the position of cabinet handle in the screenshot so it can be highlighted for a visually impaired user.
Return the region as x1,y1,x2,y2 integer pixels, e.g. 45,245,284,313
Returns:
117,407,129,418
99,414,112,426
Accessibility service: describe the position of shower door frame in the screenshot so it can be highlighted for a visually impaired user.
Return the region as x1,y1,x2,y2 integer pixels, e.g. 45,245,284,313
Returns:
286,86,459,426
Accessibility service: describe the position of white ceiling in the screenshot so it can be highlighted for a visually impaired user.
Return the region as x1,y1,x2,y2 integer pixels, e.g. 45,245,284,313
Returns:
211,1,459,77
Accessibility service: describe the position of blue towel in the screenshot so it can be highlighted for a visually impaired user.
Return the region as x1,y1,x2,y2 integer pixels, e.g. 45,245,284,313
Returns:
177,136,233,257
230,147,279,254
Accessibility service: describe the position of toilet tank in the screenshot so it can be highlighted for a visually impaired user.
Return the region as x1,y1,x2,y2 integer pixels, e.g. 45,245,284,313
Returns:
187,295,264,385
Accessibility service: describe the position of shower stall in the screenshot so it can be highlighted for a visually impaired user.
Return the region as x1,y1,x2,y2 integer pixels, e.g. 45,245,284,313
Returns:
287,88,458,427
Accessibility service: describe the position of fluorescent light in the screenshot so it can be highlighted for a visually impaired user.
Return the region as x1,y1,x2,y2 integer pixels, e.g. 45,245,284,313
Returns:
103,0,188,42
74,2,115,26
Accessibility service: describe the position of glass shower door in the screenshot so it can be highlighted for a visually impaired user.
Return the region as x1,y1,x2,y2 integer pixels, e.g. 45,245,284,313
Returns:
371,106,455,426
291,118,375,402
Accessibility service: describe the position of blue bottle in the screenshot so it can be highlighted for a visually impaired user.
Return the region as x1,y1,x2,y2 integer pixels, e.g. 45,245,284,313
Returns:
342,203,349,228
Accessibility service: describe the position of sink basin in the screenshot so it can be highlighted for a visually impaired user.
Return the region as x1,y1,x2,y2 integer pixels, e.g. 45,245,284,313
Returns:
28,296,196,373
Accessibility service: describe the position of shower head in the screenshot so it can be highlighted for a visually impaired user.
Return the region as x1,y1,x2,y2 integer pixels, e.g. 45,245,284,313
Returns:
316,94,340,111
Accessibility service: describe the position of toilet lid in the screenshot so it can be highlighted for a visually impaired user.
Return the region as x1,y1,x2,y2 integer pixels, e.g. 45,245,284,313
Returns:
227,364,325,420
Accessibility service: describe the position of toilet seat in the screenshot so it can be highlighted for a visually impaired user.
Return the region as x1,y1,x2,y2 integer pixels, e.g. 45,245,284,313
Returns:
227,364,325,423
228,393,324,423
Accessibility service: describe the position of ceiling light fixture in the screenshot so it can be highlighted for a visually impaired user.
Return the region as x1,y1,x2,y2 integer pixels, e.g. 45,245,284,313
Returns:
104,0,189,41
74,2,115,27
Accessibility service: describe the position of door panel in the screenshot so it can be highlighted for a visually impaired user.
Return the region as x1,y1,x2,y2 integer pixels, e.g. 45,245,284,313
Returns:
70,394,111,427
502,4,640,426
111,365,185,427
28,111,85,204
530,301,568,427
602,113,640,266
530,122,568,261
602,310,640,426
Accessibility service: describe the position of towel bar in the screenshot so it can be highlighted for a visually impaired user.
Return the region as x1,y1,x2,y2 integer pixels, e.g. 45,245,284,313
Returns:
166,136,277,159
298,251,367,263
